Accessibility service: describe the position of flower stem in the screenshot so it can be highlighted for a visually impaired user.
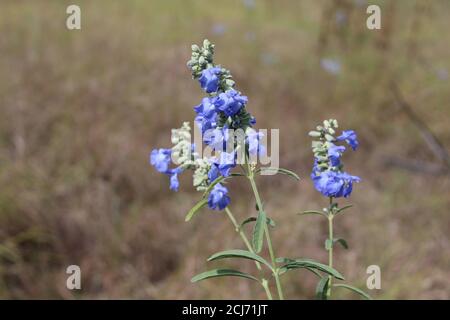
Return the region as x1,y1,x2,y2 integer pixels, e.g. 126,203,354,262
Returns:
224,207,262,271
327,197,334,299
224,207,273,300
248,172,285,300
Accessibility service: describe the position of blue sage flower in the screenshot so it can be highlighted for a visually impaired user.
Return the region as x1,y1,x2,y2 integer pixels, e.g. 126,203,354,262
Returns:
213,151,236,177
215,90,248,117
194,97,217,119
170,173,180,191
150,148,172,173
207,163,220,182
328,143,345,166
203,127,231,151
199,66,222,93
247,129,265,156
337,130,358,150
311,170,360,198
208,183,230,210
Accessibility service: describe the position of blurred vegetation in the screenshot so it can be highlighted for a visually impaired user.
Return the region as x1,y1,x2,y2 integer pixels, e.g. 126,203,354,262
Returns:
0,0,448,299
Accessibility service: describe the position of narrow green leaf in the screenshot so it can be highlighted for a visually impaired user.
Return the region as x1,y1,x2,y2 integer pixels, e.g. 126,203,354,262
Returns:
334,238,348,249
240,216,275,229
191,269,259,283
207,249,272,270
316,277,329,300
185,198,208,222
252,211,266,253
335,204,353,215
298,210,328,218
333,284,373,300
257,167,300,181
279,259,345,280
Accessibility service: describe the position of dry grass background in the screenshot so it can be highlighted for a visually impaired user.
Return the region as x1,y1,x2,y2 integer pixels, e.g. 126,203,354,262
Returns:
0,0,448,299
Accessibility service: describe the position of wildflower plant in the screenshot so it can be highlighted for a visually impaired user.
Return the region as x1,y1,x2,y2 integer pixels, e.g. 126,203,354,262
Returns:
150,39,370,300
301,120,372,299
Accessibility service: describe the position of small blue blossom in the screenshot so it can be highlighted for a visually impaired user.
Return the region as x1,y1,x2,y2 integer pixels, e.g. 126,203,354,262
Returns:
208,183,230,210
311,170,360,198
203,127,230,151
199,67,222,93
328,143,345,166
208,164,220,182
170,173,180,191
213,151,236,177
194,97,217,119
337,130,358,150
150,148,172,173
215,90,248,117
247,129,266,156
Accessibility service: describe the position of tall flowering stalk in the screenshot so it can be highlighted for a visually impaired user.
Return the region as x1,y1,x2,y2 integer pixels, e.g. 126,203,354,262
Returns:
150,40,361,300
303,119,372,300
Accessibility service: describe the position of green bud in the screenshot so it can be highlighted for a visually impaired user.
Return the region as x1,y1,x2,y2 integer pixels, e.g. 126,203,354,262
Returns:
308,131,321,137
198,56,206,65
191,44,200,52
325,134,335,142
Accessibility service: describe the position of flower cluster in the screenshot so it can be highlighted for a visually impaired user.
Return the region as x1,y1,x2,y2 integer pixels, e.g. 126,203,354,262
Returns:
150,39,264,211
309,119,360,198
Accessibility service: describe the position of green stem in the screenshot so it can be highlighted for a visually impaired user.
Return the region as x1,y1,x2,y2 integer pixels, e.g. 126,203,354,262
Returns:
248,172,285,300
327,197,334,299
225,207,262,271
224,207,272,300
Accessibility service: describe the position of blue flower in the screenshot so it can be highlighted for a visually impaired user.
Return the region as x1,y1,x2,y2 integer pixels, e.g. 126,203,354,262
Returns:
208,164,220,182
194,97,217,118
194,97,218,134
311,170,360,198
337,130,358,150
339,172,361,197
207,183,230,210
150,148,172,173
213,151,236,177
203,127,231,151
247,129,265,156
328,143,345,166
199,66,221,93
312,170,343,197
215,90,248,117
170,173,179,191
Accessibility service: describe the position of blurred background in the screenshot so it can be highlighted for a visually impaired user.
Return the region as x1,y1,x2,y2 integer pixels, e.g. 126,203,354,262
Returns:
0,0,449,299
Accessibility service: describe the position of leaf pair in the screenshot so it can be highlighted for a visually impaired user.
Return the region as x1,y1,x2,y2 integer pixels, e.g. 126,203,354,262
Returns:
277,257,345,280
315,280,372,300
325,238,348,250
191,249,272,284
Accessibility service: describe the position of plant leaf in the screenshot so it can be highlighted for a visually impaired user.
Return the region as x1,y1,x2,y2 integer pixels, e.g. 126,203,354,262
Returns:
191,269,259,283
279,259,345,280
334,204,353,216
334,238,348,249
252,211,266,253
316,277,330,300
333,284,373,300
185,198,208,222
207,249,272,270
298,210,328,218
257,167,300,181
241,216,275,229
